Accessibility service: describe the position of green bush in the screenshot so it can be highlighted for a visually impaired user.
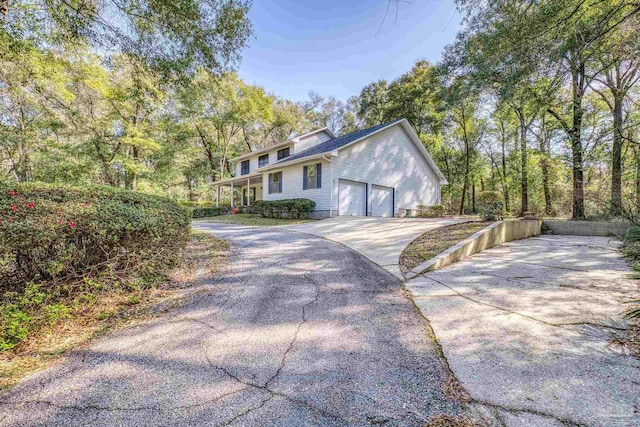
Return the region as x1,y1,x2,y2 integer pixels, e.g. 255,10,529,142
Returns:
478,191,504,221
191,206,230,218
0,183,191,350
252,199,315,219
416,204,445,218
625,225,640,242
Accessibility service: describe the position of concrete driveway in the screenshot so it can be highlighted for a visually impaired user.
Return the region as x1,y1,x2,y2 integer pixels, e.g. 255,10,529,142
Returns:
1,224,464,426
407,235,640,427
285,216,465,278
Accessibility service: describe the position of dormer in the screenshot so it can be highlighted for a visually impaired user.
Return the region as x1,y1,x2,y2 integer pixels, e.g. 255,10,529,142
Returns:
291,128,335,153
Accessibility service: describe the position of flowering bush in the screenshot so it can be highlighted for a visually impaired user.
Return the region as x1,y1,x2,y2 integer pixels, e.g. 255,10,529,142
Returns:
0,183,191,350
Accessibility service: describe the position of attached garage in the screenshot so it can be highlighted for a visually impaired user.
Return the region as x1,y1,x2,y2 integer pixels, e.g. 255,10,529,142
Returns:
338,179,367,216
371,185,394,217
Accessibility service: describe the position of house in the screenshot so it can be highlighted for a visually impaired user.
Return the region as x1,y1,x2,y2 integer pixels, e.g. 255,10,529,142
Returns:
212,119,447,218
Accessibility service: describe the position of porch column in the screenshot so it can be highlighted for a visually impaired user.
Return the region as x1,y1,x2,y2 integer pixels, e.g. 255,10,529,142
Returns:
216,185,220,207
230,182,234,208
247,178,251,207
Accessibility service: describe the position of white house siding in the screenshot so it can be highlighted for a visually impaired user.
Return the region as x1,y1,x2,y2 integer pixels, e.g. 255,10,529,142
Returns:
235,144,294,176
330,125,440,216
293,130,332,153
261,159,332,213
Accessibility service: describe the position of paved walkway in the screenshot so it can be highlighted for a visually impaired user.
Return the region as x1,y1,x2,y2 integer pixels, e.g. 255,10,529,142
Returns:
285,216,465,278
407,235,640,427
1,224,464,427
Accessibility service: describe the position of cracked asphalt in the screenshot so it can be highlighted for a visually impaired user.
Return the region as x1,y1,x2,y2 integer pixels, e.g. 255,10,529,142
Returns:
0,224,464,426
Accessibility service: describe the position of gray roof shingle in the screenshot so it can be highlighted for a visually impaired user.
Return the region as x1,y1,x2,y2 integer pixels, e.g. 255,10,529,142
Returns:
271,120,402,166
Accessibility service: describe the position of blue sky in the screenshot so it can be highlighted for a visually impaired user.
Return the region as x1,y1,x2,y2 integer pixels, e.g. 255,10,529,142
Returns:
237,0,462,103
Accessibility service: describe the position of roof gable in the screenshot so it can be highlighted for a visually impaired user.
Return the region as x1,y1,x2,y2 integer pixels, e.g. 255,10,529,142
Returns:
272,120,402,165
260,119,447,183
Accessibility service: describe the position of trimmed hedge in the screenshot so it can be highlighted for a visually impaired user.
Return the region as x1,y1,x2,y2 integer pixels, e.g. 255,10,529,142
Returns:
252,199,315,219
0,183,191,293
191,206,231,218
416,204,446,218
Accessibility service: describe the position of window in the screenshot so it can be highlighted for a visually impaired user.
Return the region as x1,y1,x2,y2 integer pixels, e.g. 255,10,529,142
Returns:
258,154,269,167
277,147,290,160
268,172,282,194
303,163,322,190
240,160,250,175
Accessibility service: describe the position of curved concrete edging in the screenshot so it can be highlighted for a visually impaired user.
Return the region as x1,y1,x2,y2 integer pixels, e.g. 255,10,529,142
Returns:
403,219,542,280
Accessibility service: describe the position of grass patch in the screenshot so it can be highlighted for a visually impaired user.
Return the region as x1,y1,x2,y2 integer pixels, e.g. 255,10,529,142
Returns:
194,213,316,226
400,221,492,273
0,231,228,391
425,414,476,427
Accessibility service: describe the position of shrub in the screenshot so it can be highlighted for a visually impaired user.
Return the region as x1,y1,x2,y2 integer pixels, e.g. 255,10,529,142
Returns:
478,191,504,221
1,183,190,289
416,204,445,218
191,206,230,218
252,199,315,219
625,225,640,242
0,183,191,350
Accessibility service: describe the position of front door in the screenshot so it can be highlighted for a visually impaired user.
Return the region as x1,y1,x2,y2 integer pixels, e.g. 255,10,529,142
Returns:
242,187,256,206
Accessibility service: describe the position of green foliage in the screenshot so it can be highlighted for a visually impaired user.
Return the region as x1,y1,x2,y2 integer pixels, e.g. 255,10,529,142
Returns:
416,205,446,218
1,0,253,76
0,183,191,350
625,226,640,242
0,183,190,291
252,199,316,219
478,191,504,221
191,206,231,218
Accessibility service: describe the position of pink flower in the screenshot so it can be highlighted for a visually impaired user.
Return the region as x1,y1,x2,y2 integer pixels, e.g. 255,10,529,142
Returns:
68,220,76,229
11,205,17,212
27,202,35,209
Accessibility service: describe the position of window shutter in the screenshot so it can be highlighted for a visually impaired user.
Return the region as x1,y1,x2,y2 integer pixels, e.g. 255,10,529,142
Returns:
278,173,282,193
303,165,308,190
316,163,322,188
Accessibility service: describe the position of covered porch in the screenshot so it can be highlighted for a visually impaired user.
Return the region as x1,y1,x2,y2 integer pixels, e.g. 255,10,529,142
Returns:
213,174,263,208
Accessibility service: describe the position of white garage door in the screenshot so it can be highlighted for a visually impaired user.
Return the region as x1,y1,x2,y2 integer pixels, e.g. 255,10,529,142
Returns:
339,179,367,216
371,185,394,217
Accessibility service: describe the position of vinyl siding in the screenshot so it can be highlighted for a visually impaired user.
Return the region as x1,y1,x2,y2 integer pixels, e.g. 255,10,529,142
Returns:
235,144,294,176
330,125,440,215
261,159,331,210
293,130,333,153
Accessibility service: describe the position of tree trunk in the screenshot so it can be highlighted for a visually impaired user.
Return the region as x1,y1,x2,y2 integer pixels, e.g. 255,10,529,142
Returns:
539,117,552,216
518,113,529,215
540,147,552,216
501,135,510,212
570,64,586,219
130,146,140,191
472,182,476,213
459,143,470,215
635,143,640,214
611,95,623,214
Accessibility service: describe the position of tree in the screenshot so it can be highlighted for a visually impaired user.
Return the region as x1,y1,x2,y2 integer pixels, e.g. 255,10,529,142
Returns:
587,16,640,213
442,80,486,214
1,0,253,76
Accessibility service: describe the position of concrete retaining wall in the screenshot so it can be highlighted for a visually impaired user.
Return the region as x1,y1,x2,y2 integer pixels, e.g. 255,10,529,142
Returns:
404,219,542,279
542,220,630,237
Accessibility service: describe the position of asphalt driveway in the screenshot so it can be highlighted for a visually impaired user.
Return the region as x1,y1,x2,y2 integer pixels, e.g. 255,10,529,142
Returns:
1,224,464,426
285,216,465,278
407,235,640,427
